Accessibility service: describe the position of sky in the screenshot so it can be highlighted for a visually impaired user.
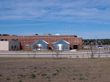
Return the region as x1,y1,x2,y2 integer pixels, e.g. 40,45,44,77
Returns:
0,0,110,39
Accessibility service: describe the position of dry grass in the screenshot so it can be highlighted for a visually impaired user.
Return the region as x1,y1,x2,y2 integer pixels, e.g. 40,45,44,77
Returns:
0,57,110,82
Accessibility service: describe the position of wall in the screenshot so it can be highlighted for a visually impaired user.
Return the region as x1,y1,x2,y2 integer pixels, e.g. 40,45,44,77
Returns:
0,41,9,51
9,41,20,51
0,35,82,50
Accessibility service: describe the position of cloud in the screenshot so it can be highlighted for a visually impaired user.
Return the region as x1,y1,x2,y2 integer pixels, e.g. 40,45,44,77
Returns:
0,0,110,24
0,23,48,27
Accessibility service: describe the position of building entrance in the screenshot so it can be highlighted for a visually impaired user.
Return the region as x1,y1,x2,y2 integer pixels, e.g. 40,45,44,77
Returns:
73,44,78,49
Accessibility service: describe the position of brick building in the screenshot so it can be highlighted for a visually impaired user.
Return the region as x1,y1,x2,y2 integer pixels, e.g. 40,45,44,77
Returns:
0,34,82,50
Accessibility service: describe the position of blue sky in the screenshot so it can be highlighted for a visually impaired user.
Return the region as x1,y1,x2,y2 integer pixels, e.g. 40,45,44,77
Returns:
0,0,110,39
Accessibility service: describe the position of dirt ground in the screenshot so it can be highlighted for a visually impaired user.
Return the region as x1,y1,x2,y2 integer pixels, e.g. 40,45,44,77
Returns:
0,57,110,82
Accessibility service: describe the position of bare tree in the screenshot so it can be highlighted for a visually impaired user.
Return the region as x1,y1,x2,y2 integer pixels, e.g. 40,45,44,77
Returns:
28,44,40,58
33,44,40,58
51,47,62,59
88,42,97,58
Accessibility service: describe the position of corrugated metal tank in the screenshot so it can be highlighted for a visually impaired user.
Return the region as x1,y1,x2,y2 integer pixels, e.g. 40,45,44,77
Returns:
37,44,48,50
53,39,69,50
54,44,69,50
33,40,49,50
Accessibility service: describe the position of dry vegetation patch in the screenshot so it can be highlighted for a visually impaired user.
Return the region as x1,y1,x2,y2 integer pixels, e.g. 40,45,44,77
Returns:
0,57,110,82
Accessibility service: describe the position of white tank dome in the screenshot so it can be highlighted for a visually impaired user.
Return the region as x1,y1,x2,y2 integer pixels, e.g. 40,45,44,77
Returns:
55,33,61,35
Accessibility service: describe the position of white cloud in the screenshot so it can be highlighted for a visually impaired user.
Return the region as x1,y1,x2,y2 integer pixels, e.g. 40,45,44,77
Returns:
0,0,110,23
0,23,48,27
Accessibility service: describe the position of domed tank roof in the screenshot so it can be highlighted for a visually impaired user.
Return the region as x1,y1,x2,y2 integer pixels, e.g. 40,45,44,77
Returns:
55,33,61,35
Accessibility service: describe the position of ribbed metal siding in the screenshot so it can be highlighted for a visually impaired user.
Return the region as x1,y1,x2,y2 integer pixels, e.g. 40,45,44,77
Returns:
33,44,49,50
53,44,69,50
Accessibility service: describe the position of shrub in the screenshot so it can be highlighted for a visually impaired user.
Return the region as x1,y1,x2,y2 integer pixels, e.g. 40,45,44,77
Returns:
7,78,10,80
46,76,50,79
53,73,58,76
30,74,36,79
34,67,37,69
56,70,60,73
19,80,22,82
79,77,85,80
41,74,47,76
0,74,2,77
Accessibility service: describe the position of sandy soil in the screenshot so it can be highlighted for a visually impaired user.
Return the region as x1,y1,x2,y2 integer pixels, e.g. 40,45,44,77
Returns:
0,57,110,82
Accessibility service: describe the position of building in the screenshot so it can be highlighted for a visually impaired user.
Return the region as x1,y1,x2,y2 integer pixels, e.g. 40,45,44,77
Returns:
0,41,20,51
0,34,82,50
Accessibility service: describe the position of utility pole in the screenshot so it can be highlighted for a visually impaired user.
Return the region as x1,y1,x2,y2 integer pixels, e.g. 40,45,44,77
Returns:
95,36,97,48
66,27,71,51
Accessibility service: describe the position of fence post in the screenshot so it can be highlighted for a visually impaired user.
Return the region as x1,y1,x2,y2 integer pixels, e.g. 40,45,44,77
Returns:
106,55,108,58
98,55,100,58
76,55,79,58
70,56,72,58
82,55,84,58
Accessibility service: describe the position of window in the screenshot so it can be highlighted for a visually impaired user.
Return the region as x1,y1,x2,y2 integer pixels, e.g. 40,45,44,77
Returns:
15,45,16,49
31,45,33,48
16,39,18,41
25,44,29,48
12,39,15,41
11,46,13,49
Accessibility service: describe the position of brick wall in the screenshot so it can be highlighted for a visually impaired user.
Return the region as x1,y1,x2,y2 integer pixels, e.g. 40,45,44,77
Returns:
0,35,82,50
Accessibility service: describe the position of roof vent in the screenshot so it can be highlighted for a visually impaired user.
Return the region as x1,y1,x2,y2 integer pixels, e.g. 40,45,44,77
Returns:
43,33,51,36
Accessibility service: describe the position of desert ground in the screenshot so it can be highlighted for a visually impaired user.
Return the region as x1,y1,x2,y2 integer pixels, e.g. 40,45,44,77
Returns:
0,57,110,82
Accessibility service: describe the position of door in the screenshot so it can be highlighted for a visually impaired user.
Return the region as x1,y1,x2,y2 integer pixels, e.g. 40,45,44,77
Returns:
73,45,78,49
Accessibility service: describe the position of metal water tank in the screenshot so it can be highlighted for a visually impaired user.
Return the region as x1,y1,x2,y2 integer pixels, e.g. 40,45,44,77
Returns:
57,44,63,50
37,44,42,50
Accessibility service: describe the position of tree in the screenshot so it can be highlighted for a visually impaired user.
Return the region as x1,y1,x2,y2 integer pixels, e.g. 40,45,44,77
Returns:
51,46,62,59
88,42,97,58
